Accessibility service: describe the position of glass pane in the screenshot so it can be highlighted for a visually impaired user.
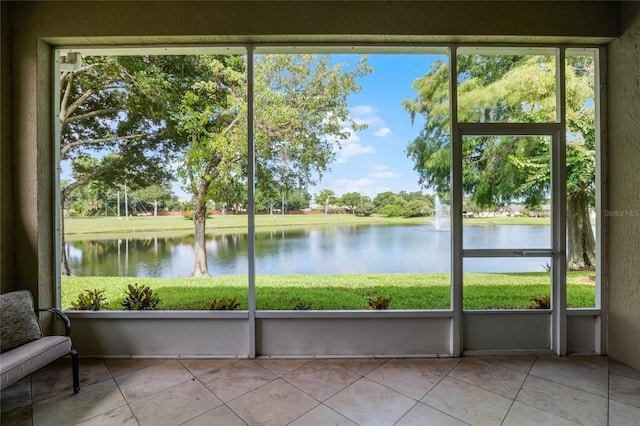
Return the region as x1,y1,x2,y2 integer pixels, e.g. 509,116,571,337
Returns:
462,135,551,249
59,53,249,310
463,257,551,310
566,49,597,308
457,47,557,123
254,52,451,310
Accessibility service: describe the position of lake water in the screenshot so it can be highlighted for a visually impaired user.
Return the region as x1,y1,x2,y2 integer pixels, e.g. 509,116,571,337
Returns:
66,224,553,277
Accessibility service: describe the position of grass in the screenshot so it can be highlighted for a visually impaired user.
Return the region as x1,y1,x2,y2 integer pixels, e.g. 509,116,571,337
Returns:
63,214,550,240
61,271,595,311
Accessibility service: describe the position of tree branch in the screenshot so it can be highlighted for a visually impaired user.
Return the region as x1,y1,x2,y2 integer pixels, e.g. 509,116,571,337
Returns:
65,87,99,118
64,108,121,124
60,133,149,157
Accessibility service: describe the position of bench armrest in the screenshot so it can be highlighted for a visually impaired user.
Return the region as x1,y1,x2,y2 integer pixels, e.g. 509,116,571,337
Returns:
36,308,71,337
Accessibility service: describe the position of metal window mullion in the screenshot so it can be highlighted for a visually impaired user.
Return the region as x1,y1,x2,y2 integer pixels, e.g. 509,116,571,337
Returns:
450,46,463,357
552,48,567,356
595,46,608,354
457,122,562,135
463,249,554,258
247,46,257,358
53,51,62,309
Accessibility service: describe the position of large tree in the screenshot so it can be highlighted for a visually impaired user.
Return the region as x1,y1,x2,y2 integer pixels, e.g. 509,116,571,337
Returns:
404,54,596,270
315,189,337,214
59,56,183,275
176,54,371,276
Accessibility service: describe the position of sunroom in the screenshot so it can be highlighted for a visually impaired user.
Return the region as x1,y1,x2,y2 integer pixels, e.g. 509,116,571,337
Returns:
1,0,638,368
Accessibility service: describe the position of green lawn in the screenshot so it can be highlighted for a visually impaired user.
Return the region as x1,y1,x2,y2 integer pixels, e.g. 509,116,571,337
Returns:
63,214,571,311
63,214,550,240
62,271,594,311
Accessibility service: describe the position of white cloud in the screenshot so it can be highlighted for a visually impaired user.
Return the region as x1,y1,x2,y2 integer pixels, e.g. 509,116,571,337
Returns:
370,164,389,172
350,105,384,127
371,171,399,178
331,127,375,163
351,105,375,116
336,145,375,163
374,127,391,137
334,178,376,196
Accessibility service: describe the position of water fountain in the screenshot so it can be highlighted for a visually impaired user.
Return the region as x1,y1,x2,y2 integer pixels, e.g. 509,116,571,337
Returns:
433,194,450,231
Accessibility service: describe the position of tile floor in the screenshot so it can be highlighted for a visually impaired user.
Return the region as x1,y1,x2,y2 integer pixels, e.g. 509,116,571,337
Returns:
2,355,640,425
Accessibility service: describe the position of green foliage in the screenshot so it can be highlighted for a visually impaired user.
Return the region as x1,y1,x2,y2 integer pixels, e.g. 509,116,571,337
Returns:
379,204,404,217
529,294,550,309
61,271,596,311
356,202,377,216
69,289,108,311
121,284,161,310
341,192,363,214
404,52,597,269
203,297,240,310
315,189,337,214
293,299,313,310
367,296,393,310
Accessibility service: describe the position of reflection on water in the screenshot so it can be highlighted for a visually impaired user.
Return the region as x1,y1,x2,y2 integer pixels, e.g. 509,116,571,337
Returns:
66,224,552,278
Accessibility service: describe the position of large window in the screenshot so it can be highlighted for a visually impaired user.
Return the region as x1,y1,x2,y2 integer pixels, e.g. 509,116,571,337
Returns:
55,45,600,318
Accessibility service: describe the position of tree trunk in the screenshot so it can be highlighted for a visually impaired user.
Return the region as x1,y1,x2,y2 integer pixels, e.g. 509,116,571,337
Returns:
60,195,72,276
191,197,210,277
566,194,596,270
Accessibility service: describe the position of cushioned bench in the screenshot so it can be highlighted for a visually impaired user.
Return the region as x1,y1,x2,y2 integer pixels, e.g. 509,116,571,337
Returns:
0,290,79,393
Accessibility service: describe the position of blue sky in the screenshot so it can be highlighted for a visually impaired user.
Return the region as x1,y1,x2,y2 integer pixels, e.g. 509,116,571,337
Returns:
309,54,438,201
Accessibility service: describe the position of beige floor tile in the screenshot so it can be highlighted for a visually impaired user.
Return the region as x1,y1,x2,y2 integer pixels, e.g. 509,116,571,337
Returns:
395,402,468,426
182,404,247,426
476,355,536,373
569,355,609,372
32,379,127,425
105,358,167,377
325,377,416,426
610,359,640,381
0,405,32,426
32,357,112,402
449,357,527,399
129,378,222,426
502,401,581,426
196,359,277,402
609,399,640,426
610,373,640,408
366,358,460,400
422,376,512,426
331,358,387,376
283,360,360,401
530,356,608,397
254,358,310,376
74,405,138,426
179,358,239,378
0,376,31,413
114,359,194,402
227,378,318,426
516,375,607,425
288,403,357,426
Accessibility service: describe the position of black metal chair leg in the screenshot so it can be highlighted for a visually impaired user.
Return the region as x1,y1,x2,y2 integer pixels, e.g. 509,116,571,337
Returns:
70,348,80,393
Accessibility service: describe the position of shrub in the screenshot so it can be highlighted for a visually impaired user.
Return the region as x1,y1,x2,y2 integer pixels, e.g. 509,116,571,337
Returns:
528,294,550,309
203,297,240,310
69,288,108,310
122,284,161,310
367,296,392,310
293,299,313,310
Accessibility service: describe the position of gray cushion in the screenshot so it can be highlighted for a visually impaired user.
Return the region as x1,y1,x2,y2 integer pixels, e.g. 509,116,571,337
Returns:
0,336,71,390
0,291,42,353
